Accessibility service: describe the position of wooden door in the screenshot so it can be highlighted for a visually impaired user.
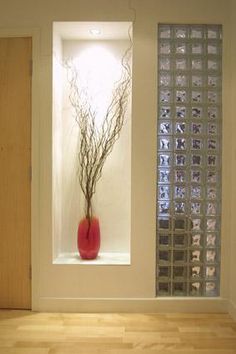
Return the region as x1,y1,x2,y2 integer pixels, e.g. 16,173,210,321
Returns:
0,37,32,309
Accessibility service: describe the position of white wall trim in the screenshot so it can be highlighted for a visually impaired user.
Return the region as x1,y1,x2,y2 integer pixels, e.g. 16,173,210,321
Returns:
35,297,228,313
228,300,236,321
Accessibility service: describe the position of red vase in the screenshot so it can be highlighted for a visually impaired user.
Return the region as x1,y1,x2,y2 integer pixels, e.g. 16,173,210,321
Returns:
77,217,100,259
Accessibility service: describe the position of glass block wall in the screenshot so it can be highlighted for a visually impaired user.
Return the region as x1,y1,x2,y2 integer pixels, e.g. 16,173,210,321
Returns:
157,25,222,296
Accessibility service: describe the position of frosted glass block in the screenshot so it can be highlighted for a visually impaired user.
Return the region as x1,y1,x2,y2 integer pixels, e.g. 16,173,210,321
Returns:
192,107,202,119
191,154,202,166
191,186,201,199
159,122,171,134
208,123,217,135
175,27,187,38
208,59,218,70
208,76,219,87
175,170,187,183
160,90,171,103
160,41,171,54
173,266,186,278
159,266,170,278
173,282,186,296
207,171,217,183
191,138,202,150
191,43,203,54
174,250,187,262
174,218,186,230
208,28,217,39
175,154,186,166
208,44,217,55
205,281,217,296
160,106,171,119
191,171,201,183
190,282,202,296
160,26,171,38
158,201,170,215
206,234,217,247
192,219,201,231
158,282,171,295
207,187,217,200
206,218,216,231
159,137,171,150
176,106,187,119
207,155,217,166
160,58,171,70
176,90,187,103
192,59,202,70
176,75,187,87
159,250,171,262
159,234,171,247
192,75,203,87
206,203,217,215
206,249,217,263
175,42,187,54
190,249,201,262
191,202,201,215
159,186,170,200
208,139,217,150
159,153,171,166
176,122,186,134
208,107,218,119
208,91,218,103
175,186,186,199
176,59,187,70
191,266,202,278
190,27,203,39
191,234,201,247
192,91,202,103
159,169,171,183
175,202,185,214
174,234,187,247
191,123,203,135
158,218,170,230
206,266,216,279
175,138,186,150
159,73,171,86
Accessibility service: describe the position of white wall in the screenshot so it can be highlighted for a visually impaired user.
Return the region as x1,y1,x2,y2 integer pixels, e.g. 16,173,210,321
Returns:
0,0,234,312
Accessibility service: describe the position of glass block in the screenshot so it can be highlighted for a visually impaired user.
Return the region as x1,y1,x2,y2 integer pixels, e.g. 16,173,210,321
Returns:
159,234,171,247
160,41,171,54
160,89,171,103
205,281,217,296
191,186,201,199
175,27,187,38
173,282,186,296
192,107,202,119
173,266,186,279
191,138,202,150
191,43,203,54
192,59,202,70
158,201,170,215
159,137,171,150
175,154,186,166
176,58,187,70
159,122,171,134
208,44,217,55
158,282,171,295
160,57,171,70
160,73,172,87
208,59,218,70
176,90,187,103
191,123,203,135
189,282,202,296
175,186,186,199
176,106,187,119
207,187,217,199
192,219,201,231
208,123,217,135
207,171,217,183
191,234,202,247
159,250,171,263
174,234,187,247
160,106,171,119
192,75,203,87
207,28,217,39
206,202,217,215
191,171,201,183
175,170,187,183
206,266,217,279
190,249,201,263
191,202,201,215
175,138,186,150
208,91,218,103
159,266,170,278
175,42,187,54
192,91,202,103
191,154,202,166
176,122,186,134
190,266,202,278
158,218,170,230
207,139,217,150
159,153,171,167
174,218,186,231
206,249,217,263
175,202,185,214
206,218,217,231
190,27,203,39
159,186,170,200
208,107,218,119
173,250,186,263
206,234,217,247
176,75,187,87
208,76,220,87
159,169,171,183
160,26,171,38
207,155,217,166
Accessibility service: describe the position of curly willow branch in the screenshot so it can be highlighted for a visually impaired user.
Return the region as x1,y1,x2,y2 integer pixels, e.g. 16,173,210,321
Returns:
64,29,132,221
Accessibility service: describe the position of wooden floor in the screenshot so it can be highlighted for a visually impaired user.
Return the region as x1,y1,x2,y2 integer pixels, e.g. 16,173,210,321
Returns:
0,311,236,354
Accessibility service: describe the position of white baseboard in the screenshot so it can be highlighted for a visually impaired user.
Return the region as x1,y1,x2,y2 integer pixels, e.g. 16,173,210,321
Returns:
228,300,236,321
34,297,228,313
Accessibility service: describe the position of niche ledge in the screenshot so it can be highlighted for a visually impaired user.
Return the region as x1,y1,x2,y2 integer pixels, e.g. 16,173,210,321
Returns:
54,252,130,265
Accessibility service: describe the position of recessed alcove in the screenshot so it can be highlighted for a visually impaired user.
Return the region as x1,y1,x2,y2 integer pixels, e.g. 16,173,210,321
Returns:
52,22,132,265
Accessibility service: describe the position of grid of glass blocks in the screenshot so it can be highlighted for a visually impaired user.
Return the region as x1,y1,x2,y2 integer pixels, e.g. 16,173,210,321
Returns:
157,24,222,297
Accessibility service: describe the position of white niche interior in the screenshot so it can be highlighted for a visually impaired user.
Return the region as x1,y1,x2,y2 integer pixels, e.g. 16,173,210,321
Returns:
52,22,132,265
